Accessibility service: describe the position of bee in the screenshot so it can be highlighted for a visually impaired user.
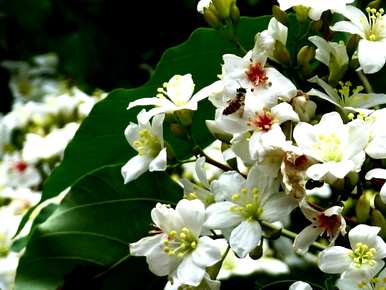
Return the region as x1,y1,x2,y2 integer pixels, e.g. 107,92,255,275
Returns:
222,87,246,116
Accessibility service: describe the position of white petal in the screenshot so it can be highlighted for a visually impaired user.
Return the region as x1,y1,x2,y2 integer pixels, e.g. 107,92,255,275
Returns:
192,236,222,267
366,135,386,159
381,184,386,204
289,281,313,290
308,36,331,66
373,236,386,260
299,199,320,221
267,17,288,45
147,248,175,276
176,199,205,236
327,160,356,179
330,20,365,39
348,93,386,109
195,157,209,188
306,163,331,180
124,122,140,148
204,201,243,229
229,220,262,258
265,67,297,102
271,102,299,124
149,148,167,171
261,194,296,222
294,225,323,252
190,80,223,104
151,113,165,143
358,39,386,74
129,234,162,256
308,75,340,104
319,246,352,273
176,255,205,286
365,168,386,181
349,224,380,250
121,155,151,184
210,171,245,201
128,97,167,109
167,74,195,106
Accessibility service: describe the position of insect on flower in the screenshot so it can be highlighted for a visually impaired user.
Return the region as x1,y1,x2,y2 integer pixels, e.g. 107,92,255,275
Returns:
222,87,246,116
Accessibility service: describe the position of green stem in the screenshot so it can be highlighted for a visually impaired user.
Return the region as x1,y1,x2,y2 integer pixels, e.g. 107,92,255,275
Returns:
356,70,374,93
261,221,327,251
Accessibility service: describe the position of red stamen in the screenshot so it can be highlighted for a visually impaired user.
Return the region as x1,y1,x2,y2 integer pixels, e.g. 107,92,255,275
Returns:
246,63,268,87
249,111,274,131
14,161,28,173
317,214,340,238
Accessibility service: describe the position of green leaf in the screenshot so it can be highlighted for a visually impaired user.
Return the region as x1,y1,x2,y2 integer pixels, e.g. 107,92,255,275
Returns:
15,165,182,290
39,16,270,203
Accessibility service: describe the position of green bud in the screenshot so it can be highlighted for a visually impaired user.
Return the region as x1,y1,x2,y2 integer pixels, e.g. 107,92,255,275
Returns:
294,5,310,22
169,123,187,139
203,7,222,29
174,109,193,127
212,0,232,19
356,192,371,223
368,0,382,9
311,20,323,32
375,194,386,216
230,2,240,24
371,209,386,239
346,34,359,58
273,41,290,66
272,5,288,25
249,243,263,260
342,197,356,217
297,45,315,64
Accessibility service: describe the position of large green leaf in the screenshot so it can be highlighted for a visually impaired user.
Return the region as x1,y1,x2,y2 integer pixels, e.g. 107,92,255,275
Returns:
15,165,182,290
39,16,269,203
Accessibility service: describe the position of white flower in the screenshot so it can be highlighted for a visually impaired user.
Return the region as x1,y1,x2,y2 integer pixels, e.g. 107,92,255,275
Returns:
337,267,386,290
331,6,386,74
128,74,218,122
278,0,354,20
289,281,313,290
22,122,79,163
261,18,289,63
308,76,386,113
293,112,368,182
366,169,386,204
165,273,220,290
319,224,386,278
0,153,41,189
121,110,167,184
129,199,222,287
181,157,216,206
364,108,386,159
291,93,317,122
294,199,346,252
204,165,296,258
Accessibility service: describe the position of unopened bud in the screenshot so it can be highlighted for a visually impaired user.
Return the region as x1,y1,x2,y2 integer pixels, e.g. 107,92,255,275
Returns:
170,123,187,139
371,209,386,239
249,243,263,260
291,93,316,122
294,5,310,22
311,20,323,32
368,0,382,9
272,5,288,25
212,0,232,19
346,34,359,58
174,109,193,127
230,2,240,24
375,194,386,215
356,192,371,223
297,46,315,65
203,7,222,29
273,41,290,66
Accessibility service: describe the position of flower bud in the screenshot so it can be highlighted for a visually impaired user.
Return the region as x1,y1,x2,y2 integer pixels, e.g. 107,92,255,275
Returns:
169,123,187,139
174,109,193,127
297,46,315,77
230,2,240,24
203,7,223,29
291,93,316,122
356,192,371,223
294,5,310,22
371,209,386,239
311,20,323,33
375,194,386,215
272,5,288,25
249,243,263,260
272,41,291,66
212,0,233,19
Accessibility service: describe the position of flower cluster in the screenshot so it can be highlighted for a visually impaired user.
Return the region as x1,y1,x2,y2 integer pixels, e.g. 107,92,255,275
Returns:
124,1,386,289
0,54,104,289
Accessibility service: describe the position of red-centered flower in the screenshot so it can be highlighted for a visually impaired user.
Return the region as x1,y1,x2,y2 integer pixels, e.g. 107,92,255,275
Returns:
249,110,274,131
14,161,28,173
246,62,268,87
317,213,341,239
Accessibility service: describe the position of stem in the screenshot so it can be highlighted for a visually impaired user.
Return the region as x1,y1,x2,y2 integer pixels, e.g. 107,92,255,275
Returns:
261,221,327,251
167,158,196,169
224,19,247,54
356,70,374,93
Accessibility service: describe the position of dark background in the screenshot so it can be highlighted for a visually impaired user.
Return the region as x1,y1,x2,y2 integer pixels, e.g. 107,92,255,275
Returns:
0,0,276,114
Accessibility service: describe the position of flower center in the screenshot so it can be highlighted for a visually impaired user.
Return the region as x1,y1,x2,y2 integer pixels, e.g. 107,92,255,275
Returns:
314,132,343,162
14,161,28,173
162,227,198,258
229,187,263,221
249,110,275,131
349,242,376,267
334,81,364,104
246,62,268,87
364,7,385,41
132,129,161,157
317,214,340,238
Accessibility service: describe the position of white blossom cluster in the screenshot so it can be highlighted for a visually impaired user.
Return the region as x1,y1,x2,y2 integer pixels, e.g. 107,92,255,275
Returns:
124,1,386,289
0,54,104,290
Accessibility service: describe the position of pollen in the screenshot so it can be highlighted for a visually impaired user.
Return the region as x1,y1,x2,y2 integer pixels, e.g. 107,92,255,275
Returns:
365,7,385,41
133,129,161,157
349,242,376,267
249,110,275,131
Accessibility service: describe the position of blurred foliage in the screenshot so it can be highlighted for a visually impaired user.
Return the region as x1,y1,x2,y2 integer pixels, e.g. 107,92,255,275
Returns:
0,0,276,113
